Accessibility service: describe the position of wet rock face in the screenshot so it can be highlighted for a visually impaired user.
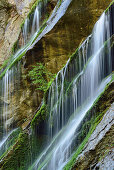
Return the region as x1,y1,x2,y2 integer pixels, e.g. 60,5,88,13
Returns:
25,0,112,74
0,0,57,132
0,0,57,65
0,0,17,64
0,0,38,65
0,0,112,67
94,149,114,170
0,0,10,44
72,103,114,170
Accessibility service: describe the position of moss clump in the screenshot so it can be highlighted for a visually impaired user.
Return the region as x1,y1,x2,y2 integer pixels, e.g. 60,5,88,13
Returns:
0,59,10,72
0,130,48,170
11,40,19,54
105,0,114,13
28,63,56,92
70,48,79,62
0,131,31,170
31,104,48,129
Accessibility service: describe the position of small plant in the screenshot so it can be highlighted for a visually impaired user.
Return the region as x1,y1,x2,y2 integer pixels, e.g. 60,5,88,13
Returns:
28,63,56,92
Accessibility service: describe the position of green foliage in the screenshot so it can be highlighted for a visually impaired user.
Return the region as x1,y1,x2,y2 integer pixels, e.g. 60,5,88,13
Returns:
28,63,56,92
31,104,48,129
70,48,79,62
0,0,52,79
0,130,48,170
0,59,9,71
0,131,31,170
11,40,18,54
105,0,114,13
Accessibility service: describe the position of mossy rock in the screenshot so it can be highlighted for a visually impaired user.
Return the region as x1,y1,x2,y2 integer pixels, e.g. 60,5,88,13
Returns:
0,131,30,170
31,103,48,129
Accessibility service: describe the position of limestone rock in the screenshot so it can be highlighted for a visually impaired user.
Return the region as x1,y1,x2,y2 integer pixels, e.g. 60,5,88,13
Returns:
0,0,37,65
93,149,114,170
72,103,114,170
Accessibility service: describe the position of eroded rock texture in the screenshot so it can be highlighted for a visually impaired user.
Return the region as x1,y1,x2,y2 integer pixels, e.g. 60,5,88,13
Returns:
0,0,37,65
72,103,114,170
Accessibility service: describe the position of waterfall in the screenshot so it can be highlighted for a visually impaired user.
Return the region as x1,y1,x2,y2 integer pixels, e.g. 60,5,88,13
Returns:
22,5,40,46
0,0,71,161
0,63,21,157
0,0,42,157
23,18,29,45
0,0,50,144
1,0,71,78
32,6,40,36
32,10,113,170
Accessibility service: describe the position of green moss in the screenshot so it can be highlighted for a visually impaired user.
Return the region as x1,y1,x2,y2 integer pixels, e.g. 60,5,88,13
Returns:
0,0,56,79
20,19,25,29
105,0,114,13
111,72,114,81
70,48,79,62
0,128,21,161
11,40,19,54
0,131,31,170
0,59,10,72
0,129,49,170
0,22,46,79
28,63,56,92
64,113,106,170
31,104,48,129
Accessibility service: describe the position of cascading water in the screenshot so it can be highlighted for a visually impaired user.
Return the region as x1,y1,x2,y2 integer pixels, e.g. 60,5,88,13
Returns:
32,9,113,170
23,18,29,45
22,5,40,46
0,63,21,157
1,0,72,78
32,6,40,36
0,0,72,162
0,0,55,158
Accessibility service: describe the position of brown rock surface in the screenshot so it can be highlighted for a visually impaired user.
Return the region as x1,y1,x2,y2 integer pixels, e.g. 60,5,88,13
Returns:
25,0,112,74
0,0,37,65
